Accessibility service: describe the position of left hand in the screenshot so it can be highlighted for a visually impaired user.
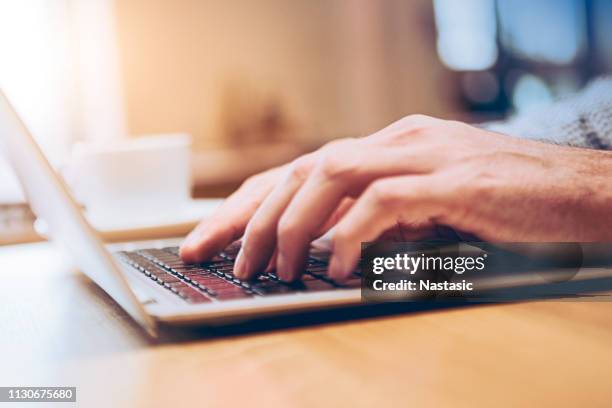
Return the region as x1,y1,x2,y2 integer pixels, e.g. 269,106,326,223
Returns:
204,115,612,281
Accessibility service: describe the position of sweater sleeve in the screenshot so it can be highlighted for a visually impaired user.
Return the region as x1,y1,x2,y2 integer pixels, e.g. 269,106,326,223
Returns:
483,76,612,150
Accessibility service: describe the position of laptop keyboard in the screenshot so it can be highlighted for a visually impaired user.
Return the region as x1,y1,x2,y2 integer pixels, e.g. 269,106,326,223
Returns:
115,243,361,304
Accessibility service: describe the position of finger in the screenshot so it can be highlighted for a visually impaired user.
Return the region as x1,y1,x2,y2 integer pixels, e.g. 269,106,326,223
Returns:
328,175,448,280
315,197,354,237
264,249,278,273
180,168,283,263
377,222,437,241
275,143,430,281
275,176,348,280
179,202,256,263
180,211,248,263
234,154,317,279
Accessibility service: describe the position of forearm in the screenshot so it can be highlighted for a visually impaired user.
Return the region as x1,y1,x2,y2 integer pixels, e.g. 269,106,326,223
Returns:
483,77,612,149
569,148,612,239
542,147,612,240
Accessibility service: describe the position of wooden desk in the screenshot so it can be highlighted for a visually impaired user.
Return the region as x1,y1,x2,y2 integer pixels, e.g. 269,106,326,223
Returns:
1,242,611,407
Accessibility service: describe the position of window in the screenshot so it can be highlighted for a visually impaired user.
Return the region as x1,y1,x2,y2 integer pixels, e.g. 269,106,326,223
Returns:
0,0,125,203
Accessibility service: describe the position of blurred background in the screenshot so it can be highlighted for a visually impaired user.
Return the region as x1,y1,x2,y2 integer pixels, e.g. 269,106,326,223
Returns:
1,0,611,243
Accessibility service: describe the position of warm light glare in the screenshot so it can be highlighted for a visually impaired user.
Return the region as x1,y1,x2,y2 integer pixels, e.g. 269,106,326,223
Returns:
0,0,77,161
0,0,125,162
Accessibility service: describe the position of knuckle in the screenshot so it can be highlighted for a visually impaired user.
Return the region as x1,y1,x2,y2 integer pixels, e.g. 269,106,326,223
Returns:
244,219,267,240
320,137,356,152
401,114,431,124
238,195,262,213
366,180,397,207
317,153,351,181
316,140,361,181
277,217,300,241
399,114,439,131
382,115,441,145
240,172,265,190
332,226,351,246
286,156,313,182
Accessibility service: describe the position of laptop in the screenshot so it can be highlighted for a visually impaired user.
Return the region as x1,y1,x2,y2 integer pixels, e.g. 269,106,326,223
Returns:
0,90,362,336
6,89,612,337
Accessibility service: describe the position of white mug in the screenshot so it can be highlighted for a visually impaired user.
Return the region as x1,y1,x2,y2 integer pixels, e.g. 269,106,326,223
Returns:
65,134,192,221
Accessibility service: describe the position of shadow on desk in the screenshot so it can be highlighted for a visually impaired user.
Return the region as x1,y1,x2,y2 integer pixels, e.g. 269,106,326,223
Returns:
153,302,473,345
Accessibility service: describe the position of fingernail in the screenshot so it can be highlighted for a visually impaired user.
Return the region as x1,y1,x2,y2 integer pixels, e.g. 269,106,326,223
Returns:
180,236,194,250
182,229,202,249
276,252,293,282
328,255,347,282
179,242,197,262
234,250,248,279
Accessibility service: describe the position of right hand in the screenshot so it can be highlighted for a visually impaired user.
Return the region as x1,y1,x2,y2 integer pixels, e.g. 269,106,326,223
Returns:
179,164,289,263
179,134,437,272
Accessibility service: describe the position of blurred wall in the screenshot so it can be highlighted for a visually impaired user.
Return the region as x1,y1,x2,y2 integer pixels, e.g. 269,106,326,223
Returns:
114,0,455,150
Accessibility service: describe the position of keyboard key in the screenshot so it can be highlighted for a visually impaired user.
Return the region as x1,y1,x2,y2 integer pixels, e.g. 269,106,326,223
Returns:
116,244,357,303
212,264,233,271
161,247,180,256
171,267,211,276
307,266,329,276
181,271,215,280
159,274,181,283
338,278,362,288
207,261,234,269
216,283,247,292
220,242,241,259
301,280,335,292
189,275,225,284
251,282,293,296
309,250,330,262
168,281,189,289
264,272,280,281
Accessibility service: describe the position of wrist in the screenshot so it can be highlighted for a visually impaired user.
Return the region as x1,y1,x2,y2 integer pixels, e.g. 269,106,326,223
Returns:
565,148,612,240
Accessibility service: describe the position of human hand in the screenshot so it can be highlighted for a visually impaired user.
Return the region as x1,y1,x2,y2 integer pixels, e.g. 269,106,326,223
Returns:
181,115,612,282
179,164,287,263
180,117,438,272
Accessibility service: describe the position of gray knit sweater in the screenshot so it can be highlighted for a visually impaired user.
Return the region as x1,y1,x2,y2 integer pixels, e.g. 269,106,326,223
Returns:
484,77,612,150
